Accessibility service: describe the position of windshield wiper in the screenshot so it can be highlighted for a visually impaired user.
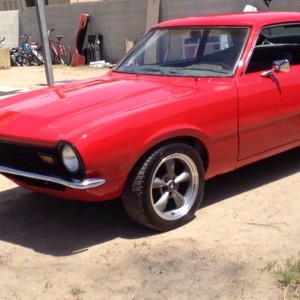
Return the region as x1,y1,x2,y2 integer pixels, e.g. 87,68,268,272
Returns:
137,66,167,75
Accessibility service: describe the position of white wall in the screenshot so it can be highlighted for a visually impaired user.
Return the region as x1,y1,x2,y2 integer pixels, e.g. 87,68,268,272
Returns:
0,10,19,48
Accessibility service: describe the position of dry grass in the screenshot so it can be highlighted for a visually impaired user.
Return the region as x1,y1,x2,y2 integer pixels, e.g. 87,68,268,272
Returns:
265,253,300,299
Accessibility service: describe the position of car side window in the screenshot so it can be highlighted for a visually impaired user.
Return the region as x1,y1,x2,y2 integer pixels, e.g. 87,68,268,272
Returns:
246,23,300,74
200,28,247,70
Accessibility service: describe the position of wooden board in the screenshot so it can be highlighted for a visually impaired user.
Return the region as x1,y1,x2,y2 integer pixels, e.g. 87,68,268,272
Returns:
0,48,11,69
145,0,160,31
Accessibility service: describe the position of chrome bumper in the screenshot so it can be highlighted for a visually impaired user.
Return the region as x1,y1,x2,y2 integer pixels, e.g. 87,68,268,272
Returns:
0,166,105,190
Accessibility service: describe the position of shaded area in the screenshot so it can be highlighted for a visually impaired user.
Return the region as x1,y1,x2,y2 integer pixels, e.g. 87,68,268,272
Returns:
0,147,299,256
0,189,154,256
0,89,24,99
204,147,300,207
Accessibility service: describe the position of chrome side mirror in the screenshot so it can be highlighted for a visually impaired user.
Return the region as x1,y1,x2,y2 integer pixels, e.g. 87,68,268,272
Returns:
261,59,290,77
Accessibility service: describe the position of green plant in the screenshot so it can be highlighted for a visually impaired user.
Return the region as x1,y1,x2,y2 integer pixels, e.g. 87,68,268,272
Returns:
263,260,277,272
70,284,85,299
265,254,300,299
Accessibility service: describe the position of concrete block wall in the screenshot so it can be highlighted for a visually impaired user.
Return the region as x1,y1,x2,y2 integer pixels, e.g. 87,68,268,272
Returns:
0,10,19,49
18,0,148,63
1,0,300,63
160,0,300,20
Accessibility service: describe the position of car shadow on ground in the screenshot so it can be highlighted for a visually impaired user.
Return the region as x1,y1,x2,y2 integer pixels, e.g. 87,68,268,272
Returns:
0,187,153,256
203,147,300,206
0,147,299,256
0,89,24,99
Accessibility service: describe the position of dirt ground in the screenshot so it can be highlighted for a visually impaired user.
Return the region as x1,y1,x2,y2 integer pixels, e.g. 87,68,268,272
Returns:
0,66,299,300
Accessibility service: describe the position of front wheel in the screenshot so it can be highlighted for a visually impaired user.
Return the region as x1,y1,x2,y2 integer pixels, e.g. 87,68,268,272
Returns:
59,44,72,65
16,55,31,66
122,142,205,231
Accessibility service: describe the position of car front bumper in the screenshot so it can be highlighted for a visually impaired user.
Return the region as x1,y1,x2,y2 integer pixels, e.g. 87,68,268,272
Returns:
0,166,105,190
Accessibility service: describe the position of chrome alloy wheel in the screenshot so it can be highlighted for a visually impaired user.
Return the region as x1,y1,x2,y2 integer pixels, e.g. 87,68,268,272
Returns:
150,153,199,221
122,142,204,231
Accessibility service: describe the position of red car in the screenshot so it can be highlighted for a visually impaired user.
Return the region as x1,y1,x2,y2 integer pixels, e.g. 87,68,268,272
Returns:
1,12,300,231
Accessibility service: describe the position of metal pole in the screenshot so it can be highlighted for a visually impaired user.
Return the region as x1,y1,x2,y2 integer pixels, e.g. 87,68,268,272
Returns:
34,0,54,86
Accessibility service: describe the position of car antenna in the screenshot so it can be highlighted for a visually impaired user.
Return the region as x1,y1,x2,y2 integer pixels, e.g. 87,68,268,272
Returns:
263,0,272,10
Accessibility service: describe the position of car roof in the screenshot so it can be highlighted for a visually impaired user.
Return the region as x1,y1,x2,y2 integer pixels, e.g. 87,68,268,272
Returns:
154,12,300,29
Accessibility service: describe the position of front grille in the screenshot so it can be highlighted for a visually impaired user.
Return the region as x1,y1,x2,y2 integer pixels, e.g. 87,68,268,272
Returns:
0,140,84,182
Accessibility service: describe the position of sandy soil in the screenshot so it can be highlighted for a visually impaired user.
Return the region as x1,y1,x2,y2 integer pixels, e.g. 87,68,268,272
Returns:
0,65,108,92
0,66,299,300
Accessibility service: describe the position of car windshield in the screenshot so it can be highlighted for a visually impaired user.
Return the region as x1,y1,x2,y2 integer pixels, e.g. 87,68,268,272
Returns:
115,26,249,77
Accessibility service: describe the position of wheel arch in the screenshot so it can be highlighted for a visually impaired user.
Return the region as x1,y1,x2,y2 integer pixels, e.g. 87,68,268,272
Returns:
126,135,209,187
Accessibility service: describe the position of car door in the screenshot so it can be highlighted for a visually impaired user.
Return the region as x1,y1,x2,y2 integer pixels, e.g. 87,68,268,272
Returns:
236,24,300,160
237,65,300,160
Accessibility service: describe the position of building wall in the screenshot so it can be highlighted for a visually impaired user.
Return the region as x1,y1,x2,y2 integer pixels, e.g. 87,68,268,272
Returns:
0,0,106,10
0,0,23,10
69,0,104,3
0,9,19,48
18,0,149,63
1,0,300,62
48,0,71,5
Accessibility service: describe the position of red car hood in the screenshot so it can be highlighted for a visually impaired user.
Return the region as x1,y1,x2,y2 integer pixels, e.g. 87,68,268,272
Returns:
0,74,193,146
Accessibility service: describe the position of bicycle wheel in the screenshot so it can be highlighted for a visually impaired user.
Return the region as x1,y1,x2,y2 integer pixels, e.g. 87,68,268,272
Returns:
29,53,43,66
16,55,31,66
50,47,56,64
59,43,72,65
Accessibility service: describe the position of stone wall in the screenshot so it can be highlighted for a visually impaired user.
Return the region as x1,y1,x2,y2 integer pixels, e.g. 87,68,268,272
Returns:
1,0,300,63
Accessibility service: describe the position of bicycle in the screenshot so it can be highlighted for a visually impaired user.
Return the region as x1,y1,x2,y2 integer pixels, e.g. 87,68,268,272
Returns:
18,34,44,66
47,29,72,65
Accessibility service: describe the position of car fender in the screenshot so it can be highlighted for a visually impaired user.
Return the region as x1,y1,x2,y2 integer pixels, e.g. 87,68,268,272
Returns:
130,124,238,181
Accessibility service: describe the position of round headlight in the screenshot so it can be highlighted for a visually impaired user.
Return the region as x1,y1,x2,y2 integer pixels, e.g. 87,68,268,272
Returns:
61,145,79,173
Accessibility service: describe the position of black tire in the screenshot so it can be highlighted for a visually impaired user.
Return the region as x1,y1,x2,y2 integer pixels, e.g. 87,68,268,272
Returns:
59,43,72,65
122,142,205,231
16,55,31,66
30,55,43,66
10,55,17,66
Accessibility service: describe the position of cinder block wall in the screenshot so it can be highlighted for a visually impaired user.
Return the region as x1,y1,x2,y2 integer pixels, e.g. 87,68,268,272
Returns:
1,0,300,63
19,0,148,63
0,10,19,49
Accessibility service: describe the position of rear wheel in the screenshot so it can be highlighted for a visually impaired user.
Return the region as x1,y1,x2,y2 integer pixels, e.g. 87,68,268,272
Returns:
122,142,205,231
